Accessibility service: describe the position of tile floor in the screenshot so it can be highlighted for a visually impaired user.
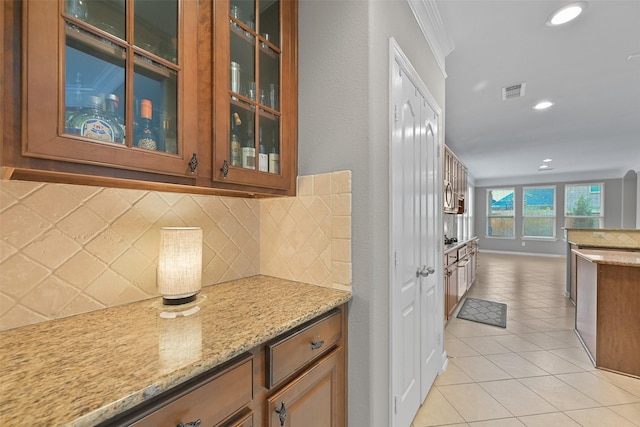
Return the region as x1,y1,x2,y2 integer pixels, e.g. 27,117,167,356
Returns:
411,252,640,427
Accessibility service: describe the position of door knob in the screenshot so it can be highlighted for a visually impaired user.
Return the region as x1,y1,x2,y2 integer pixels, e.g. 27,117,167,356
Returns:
416,266,435,278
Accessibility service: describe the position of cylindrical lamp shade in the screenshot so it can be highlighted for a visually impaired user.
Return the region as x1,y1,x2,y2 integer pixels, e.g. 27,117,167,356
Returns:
158,227,203,305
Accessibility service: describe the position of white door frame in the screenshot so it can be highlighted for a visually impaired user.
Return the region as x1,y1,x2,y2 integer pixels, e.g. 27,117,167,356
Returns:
389,36,445,427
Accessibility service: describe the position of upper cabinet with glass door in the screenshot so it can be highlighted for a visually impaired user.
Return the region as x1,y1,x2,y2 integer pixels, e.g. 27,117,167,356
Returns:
22,0,198,177
213,0,298,192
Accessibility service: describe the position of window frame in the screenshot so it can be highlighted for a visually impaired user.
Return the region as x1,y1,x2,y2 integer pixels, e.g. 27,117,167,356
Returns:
486,187,515,239
564,183,605,229
522,185,556,239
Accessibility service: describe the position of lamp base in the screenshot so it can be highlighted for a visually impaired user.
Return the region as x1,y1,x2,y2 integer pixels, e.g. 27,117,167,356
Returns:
162,294,197,306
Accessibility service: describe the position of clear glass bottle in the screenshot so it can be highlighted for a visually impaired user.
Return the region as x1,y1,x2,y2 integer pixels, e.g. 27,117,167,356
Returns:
242,116,255,169
230,113,241,166
65,95,117,143
104,94,125,144
135,99,158,150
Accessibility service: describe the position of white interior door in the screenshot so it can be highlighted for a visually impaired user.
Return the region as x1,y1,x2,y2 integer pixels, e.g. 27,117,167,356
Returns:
420,117,441,401
390,38,442,427
390,61,423,427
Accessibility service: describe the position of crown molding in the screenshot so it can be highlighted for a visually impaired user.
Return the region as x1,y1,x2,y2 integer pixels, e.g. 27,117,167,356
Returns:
407,0,455,78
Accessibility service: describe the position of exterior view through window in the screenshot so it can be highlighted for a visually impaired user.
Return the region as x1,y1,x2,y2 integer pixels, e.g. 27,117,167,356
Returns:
487,188,515,237
523,186,556,238
565,183,604,228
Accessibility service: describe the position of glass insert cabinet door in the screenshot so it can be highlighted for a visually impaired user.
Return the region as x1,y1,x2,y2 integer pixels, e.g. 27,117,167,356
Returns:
23,0,198,177
214,0,295,190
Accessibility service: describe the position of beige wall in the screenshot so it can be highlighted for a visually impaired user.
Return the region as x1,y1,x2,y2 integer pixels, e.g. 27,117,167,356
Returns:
0,171,351,331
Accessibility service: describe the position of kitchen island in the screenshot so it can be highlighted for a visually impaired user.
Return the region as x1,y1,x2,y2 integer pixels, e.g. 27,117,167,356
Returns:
573,249,640,378
0,276,351,426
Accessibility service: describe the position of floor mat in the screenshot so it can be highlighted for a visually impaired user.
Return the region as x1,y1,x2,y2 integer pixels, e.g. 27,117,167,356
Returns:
457,297,507,328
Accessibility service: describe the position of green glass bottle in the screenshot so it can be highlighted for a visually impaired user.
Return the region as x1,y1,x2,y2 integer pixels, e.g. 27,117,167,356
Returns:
136,99,158,151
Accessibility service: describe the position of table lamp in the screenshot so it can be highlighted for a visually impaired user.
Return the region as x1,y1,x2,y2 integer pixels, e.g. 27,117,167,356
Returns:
158,227,203,305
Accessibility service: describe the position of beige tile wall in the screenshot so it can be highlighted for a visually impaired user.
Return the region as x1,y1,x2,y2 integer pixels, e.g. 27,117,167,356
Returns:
261,171,352,291
0,171,351,331
567,229,640,249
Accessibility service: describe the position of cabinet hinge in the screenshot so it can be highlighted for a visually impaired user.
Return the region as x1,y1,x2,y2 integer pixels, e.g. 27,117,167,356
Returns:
394,396,398,414
394,105,399,122
394,250,399,271
437,144,441,158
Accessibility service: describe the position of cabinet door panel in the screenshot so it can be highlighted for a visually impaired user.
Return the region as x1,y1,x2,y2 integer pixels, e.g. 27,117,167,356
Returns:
213,0,296,192
267,348,345,427
23,0,198,178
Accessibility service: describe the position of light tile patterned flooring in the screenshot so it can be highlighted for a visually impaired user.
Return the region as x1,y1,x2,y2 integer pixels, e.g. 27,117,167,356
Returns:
412,252,640,427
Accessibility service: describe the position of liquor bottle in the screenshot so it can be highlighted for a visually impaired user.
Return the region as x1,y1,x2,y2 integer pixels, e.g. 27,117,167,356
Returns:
65,95,116,142
258,144,268,172
268,130,279,174
104,94,125,144
230,113,241,166
242,117,255,169
135,99,158,150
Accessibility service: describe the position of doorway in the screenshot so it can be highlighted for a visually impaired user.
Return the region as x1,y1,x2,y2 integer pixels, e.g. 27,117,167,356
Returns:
389,37,444,427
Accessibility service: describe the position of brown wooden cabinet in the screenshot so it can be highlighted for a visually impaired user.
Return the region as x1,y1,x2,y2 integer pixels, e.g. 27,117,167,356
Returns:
2,0,298,196
266,348,345,427
444,251,458,321
574,252,640,377
105,355,254,427
443,145,467,214
101,304,347,427
212,0,298,193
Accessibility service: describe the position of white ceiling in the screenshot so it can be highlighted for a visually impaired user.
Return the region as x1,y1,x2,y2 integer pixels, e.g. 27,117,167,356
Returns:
436,0,640,187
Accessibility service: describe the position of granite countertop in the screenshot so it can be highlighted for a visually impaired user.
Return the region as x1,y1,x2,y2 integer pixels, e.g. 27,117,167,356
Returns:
444,236,478,254
0,276,351,426
572,249,640,267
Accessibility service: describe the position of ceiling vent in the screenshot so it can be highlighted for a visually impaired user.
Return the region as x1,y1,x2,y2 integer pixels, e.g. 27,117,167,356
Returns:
502,83,526,100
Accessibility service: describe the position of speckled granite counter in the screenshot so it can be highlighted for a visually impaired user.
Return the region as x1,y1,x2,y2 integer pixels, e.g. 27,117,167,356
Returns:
0,276,351,426
444,236,478,254
572,248,640,267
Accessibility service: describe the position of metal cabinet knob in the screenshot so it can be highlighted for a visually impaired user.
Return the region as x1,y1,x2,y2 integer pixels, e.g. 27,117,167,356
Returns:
310,340,325,350
177,420,201,427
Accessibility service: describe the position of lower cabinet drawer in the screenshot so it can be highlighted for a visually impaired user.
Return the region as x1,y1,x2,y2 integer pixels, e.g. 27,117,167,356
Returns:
266,308,342,388
129,356,253,427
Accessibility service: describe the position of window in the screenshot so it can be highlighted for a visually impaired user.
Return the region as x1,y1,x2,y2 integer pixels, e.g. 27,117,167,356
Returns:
487,188,515,237
565,183,604,228
523,186,556,238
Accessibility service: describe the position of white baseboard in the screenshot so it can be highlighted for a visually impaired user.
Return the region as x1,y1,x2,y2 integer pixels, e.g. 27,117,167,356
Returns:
478,249,565,258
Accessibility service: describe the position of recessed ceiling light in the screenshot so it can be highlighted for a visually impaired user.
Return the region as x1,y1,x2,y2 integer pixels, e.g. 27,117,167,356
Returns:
546,2,588,26
538,165,554,171
543,158,553,162
539,165,550,169
533,101,555,110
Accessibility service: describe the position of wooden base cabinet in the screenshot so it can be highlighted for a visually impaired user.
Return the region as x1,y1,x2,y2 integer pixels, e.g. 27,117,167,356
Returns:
102,304,347,427
267,348,345,427
444,252,458,321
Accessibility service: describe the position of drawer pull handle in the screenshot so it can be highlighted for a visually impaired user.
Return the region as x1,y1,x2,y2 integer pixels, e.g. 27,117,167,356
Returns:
220,160,229,178
177,420,201,427
275,401,287,426
310,340,325,350
188,153,198,173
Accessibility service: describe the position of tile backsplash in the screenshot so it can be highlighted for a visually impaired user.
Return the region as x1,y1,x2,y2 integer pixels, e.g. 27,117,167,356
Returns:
0,171,351,331
567,228,640,249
